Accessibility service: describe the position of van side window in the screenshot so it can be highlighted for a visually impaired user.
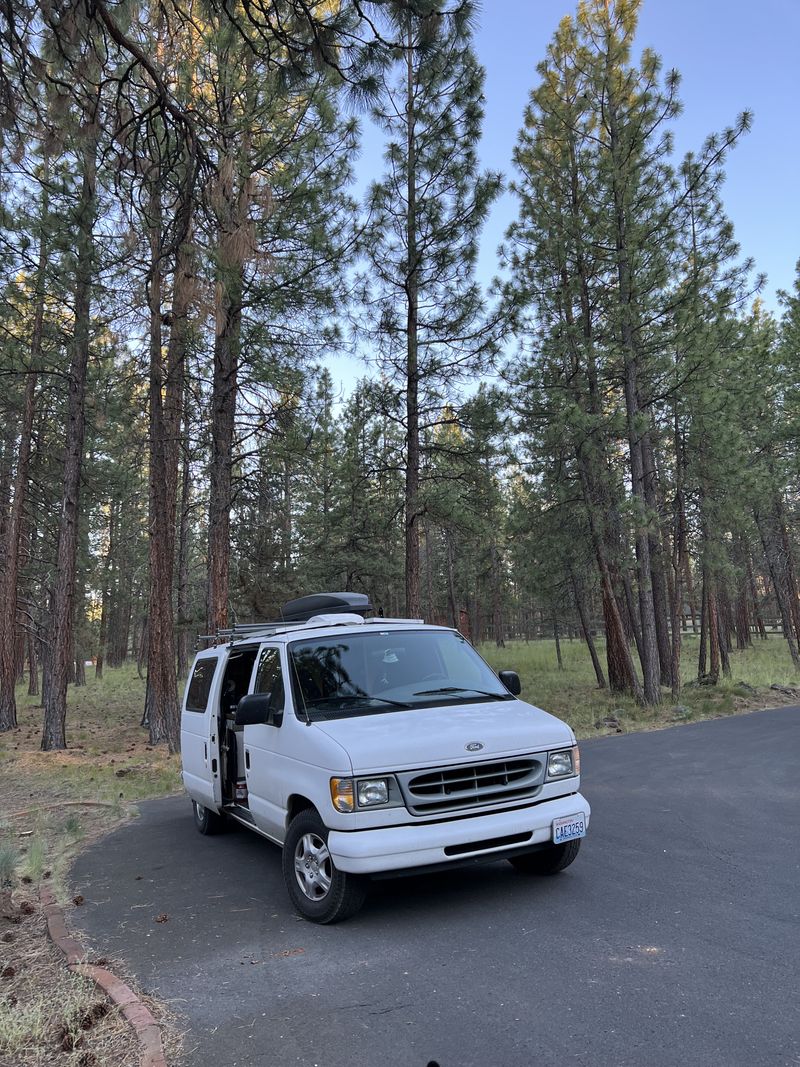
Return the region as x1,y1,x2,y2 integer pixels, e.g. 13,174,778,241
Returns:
254,647,284,713
186,658,216,712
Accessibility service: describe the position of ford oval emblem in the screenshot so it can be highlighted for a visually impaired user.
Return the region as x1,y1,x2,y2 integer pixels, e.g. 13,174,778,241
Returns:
465,742,484,752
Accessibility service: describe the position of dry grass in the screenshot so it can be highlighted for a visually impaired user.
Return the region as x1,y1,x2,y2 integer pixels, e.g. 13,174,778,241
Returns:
0,664,185,1066
0,909,138,1067
481,633,800,738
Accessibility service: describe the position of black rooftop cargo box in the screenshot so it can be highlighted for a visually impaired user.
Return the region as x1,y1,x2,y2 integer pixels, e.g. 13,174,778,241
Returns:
280,592,372,622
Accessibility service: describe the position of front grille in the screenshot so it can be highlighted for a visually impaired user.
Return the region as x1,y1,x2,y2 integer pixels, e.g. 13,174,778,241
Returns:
399,756,544,815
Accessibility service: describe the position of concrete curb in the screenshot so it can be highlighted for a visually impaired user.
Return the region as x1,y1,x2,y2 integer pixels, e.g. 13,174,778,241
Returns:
40,884,167,1067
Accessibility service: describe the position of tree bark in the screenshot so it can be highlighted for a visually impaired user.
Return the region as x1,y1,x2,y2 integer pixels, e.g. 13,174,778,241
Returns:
95,504,114,680
0,171,48,731
176,385,192,680
403,15,421,620
756,511,800,668
553,616,563,670
147,181,193,750
698,578,708,679
41,125,96,751
606,79,661,705
571,574,606,688
27,630,39,698
642,431,672,687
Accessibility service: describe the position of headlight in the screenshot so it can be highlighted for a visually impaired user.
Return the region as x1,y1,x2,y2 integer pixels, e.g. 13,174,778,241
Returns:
546,746,580,780
331,776,395,811
357,778,390,807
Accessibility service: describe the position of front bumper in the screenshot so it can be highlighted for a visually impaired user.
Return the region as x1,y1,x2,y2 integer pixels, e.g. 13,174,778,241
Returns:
328,792,590,875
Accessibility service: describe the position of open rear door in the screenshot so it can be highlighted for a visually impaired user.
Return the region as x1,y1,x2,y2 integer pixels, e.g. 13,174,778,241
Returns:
180,652,223,810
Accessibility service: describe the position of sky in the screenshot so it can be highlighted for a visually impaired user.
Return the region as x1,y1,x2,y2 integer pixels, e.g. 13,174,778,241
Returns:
327,0,800,395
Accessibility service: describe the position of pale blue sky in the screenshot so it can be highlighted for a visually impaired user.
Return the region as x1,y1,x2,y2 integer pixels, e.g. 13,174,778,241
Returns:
329,0,800,393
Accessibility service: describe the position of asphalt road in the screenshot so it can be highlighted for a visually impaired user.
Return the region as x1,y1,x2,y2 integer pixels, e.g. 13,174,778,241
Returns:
70,707,800,1067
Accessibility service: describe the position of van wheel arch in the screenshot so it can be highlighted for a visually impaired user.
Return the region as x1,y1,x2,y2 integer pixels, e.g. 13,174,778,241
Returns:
286,794,316,828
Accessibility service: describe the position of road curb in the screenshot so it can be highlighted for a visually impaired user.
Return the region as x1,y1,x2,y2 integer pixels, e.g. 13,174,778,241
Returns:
40,884,168,1067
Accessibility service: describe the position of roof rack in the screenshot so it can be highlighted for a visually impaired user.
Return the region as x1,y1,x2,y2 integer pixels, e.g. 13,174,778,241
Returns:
196,621,303,649
195,592,378,649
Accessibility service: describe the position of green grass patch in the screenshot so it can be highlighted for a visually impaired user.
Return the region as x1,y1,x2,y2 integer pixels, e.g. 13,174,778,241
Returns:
0,843,17,886
480,634,800,738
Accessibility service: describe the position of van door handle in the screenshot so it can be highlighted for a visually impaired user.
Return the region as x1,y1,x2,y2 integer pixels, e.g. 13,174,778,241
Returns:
245,750,250,770
204,743,208,761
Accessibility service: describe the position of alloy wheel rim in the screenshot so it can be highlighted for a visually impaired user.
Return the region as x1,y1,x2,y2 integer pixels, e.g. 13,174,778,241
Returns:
294,832,332,900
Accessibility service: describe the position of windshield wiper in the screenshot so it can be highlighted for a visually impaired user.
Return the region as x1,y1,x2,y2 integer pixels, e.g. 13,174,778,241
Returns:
412,686,511,700
307,694,412,710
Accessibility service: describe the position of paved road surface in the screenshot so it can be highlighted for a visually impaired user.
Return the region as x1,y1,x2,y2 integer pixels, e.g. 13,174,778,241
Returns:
71,707,800,1067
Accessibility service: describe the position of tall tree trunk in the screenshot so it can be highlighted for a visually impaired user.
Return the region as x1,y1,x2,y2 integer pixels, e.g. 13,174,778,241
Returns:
148,182,193,750
95,593,108,680
717,606,731,677
698,578,708,679
571,573,606,688
41,126,96,751
404,16,421,619
747,554,767,640
73,537,87,687
95,504,114,680
607,88,661,706
553,616,563,670
642,431,672,686
776,498,800,645
424,520,434,624
27,631,39,698
557,122,642,701
734,537,752,650
670,417,685,699
707,580,721,685
0,170,48,731
490,541,504,647
756,511,800,668
176,386,192,680
207,136,247,635
445,530,458,628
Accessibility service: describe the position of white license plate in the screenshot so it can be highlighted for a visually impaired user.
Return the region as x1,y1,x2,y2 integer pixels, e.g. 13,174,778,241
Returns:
552,813,586,844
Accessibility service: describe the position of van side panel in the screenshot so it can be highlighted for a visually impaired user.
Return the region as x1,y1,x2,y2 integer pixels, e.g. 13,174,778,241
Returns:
180,652,223,811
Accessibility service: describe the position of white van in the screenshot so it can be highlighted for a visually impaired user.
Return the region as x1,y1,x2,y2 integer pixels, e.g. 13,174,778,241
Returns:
180,593,590,923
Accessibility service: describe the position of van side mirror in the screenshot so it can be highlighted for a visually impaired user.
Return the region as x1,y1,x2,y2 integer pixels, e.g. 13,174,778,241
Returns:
235,692,283,727
498,670,522,696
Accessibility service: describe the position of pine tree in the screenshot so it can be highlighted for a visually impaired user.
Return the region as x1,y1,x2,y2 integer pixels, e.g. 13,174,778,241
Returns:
502,9,645,699
361,1,502,618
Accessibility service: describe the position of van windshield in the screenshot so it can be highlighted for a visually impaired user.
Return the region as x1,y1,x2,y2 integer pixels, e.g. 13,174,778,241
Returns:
288,629,513,721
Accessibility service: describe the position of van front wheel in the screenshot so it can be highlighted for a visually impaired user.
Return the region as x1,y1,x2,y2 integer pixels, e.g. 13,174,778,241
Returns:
282,811,367,924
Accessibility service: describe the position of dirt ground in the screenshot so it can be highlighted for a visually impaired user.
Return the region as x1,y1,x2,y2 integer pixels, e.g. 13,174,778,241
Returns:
0,668,183,1066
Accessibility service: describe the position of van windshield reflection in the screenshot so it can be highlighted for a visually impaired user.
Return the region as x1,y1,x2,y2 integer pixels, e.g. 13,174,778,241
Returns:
288,630,512,722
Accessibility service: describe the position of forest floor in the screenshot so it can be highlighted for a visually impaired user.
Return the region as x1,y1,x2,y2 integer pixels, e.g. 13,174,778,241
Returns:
481,633,800,737
1,640,798,1066
0,666,182,1066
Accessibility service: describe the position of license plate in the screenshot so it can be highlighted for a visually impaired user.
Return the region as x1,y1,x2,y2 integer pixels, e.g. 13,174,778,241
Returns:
552,813,586,844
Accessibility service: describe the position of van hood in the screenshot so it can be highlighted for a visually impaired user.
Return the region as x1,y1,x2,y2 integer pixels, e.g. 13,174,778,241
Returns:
310,699,573,774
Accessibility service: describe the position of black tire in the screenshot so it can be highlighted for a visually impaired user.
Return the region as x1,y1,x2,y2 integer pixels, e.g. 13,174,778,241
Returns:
509,837,581,875
282,810,367,924
192,799,225,835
